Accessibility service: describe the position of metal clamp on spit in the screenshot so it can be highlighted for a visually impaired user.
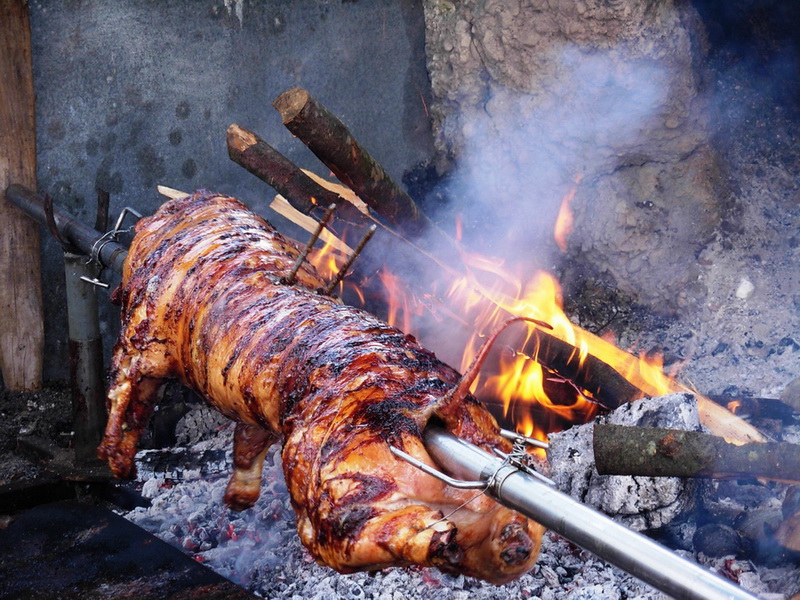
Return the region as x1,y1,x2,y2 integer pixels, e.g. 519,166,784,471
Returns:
389,428,555,491
83,206,143,288
90,206,142,267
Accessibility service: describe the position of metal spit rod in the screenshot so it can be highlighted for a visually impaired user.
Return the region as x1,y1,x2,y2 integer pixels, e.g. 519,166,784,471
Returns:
424,426,758,600
5,185,757,600
5,184,129,271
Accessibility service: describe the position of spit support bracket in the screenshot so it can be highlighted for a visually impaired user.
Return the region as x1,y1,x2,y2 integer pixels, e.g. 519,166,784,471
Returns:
90,206,142,266
83,206,143,288
389,428,555,492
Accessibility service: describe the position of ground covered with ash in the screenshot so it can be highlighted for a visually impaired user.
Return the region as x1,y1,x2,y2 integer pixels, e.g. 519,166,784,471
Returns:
109,395,796,600
0,383,72,483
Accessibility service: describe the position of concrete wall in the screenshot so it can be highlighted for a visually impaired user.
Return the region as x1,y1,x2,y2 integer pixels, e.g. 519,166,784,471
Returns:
28,0,435,381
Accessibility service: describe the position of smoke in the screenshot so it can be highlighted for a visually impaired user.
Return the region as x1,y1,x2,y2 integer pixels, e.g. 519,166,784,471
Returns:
438,46,668,260
379,44,671,367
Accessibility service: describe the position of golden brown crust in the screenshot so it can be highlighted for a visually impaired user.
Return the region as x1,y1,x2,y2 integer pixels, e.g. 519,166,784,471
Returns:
99,190,542,583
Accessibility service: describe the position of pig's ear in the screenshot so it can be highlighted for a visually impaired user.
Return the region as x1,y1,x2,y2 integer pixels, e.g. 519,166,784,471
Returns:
434,316,552,417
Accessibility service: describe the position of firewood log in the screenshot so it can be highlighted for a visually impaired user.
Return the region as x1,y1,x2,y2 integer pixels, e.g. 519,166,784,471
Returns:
273,87,433,236
593,423,798,483
227,123,372,231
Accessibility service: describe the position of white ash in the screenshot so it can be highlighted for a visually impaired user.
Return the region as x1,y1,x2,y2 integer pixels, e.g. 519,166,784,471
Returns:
117,412,786,600
124,434,667,600
547,393,704,532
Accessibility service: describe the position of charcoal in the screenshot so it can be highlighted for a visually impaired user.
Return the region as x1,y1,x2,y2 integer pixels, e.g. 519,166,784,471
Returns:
693,523,743,557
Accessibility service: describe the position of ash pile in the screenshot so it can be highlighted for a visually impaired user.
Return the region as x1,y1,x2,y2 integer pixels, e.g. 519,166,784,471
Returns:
119,389,800,599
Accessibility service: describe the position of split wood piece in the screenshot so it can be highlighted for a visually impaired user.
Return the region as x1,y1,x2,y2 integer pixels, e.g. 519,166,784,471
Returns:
227,123,371,229
273,87,433,236
0,0,44,391
707,394,797,423
157,185,189,200
270,195,352,255
593,423,800,483
521,328,644,410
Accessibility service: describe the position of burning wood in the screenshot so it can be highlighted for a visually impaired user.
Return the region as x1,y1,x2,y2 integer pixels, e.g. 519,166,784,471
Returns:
594,423,800,483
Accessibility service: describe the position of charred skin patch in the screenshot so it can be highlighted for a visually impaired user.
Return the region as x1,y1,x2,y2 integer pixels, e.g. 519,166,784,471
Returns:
316,474,396,553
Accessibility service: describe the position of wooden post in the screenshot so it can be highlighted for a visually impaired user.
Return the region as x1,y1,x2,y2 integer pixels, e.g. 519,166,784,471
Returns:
0,0,44,391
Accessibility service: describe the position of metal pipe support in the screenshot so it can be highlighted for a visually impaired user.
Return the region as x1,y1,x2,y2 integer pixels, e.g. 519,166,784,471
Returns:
64,252,106,464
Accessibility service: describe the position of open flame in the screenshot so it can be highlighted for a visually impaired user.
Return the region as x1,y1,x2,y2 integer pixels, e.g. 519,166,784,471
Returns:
554,175,581,253
303,180,690,441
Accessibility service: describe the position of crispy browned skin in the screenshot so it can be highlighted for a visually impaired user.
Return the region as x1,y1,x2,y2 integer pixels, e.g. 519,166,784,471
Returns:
98,190,543,584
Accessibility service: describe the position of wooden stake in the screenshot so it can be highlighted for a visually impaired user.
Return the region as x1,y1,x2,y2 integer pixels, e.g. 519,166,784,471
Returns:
273,88,433,236
593,423,800,483
0,0,44,390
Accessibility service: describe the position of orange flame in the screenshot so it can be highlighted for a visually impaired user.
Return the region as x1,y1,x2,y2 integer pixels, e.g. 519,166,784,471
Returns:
554,175,582,253
303,176,690,443
308,234,344,281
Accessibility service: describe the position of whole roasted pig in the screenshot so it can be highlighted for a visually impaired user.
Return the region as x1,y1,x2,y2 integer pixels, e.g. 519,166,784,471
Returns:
98,190,543,584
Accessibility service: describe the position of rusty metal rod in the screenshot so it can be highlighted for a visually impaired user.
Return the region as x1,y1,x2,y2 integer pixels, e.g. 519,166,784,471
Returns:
5,184,128,272
324,224,377,295
284,203,336,285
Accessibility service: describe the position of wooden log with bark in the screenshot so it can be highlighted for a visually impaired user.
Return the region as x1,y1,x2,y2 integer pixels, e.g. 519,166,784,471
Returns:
227,123,372,231
0,0,44,391
521,328,643,410
272,87,433,236
593,423,800,483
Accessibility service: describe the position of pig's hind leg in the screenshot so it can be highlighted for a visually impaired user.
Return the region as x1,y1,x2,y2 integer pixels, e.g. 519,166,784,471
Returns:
224,422,278,511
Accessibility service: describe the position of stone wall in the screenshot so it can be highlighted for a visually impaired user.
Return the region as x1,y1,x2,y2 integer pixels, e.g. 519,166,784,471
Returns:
422,0,731,316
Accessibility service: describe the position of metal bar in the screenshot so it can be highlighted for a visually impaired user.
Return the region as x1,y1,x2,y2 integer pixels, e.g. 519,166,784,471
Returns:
324,223,377,295
5,184,128,272
284,203,336,285
423,426,758,600
64,252,106,465
388,445,486,489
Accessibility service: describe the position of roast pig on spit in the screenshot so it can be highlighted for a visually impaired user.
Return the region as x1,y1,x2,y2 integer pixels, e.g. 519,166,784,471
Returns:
96,189,544,584
4,183,758,599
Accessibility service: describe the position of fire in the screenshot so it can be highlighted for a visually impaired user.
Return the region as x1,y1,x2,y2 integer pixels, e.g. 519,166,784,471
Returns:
308,234,344,281
303,177,688,441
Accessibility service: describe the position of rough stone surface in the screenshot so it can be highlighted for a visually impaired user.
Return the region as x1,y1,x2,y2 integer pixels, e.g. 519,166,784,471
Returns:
547,393,703,531
421,0,725,314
